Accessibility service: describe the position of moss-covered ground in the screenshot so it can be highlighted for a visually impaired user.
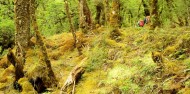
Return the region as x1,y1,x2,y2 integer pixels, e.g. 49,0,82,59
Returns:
1,27,190,94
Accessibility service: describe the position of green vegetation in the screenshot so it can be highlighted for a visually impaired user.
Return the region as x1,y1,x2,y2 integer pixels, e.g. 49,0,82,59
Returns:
0,0,190,94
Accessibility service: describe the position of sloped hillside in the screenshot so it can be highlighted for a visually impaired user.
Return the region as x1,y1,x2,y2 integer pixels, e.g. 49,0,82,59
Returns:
1,27,190,94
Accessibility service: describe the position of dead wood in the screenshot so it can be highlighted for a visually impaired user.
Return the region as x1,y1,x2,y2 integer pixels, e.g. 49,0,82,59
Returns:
60,66,85,94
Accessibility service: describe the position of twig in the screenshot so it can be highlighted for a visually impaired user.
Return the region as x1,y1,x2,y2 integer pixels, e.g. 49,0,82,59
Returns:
72,80,75,94
180,75,190,83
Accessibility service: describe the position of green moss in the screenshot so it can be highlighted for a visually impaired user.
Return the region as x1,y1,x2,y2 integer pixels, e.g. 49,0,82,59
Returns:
120,79,140,94
86,46,108,72
183,58,190,69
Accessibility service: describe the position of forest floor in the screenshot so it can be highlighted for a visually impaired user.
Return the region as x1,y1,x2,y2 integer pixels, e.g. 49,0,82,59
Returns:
1,26,190,94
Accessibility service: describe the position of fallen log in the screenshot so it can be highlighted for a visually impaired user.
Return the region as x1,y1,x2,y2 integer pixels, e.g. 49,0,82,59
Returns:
60,66,85,94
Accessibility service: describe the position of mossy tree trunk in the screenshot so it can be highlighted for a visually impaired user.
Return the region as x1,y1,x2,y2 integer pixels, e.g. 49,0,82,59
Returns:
64,0,77,47
184,0,189,26
165,0,177,27
14,0,30,89
64,0,82,55
104,0,110,25
110,0,120,28
95,1,105,26
7,49,24,90
15,0,30,64
142,0,150,16
30,0,57,87
78,0,92,33
109,0,121,42
150,0,161,29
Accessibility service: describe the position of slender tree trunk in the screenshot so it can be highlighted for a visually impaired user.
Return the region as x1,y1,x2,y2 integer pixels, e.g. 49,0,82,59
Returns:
95,1,105,26
165,0,176,27
184,0,189,26
64,0,82,55
78,0,92,33
150,0,161,29
110,0,120,28
30,0,57,87
95,3,102,25
104,0,110,25
64,0,76,47
142,0,150,16
109,0,122,42
136,1,142,25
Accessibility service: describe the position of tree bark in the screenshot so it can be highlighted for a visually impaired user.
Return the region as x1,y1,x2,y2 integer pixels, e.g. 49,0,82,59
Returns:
64,0,77,47
184,0,189,26
78,0,92,33
30,0,57,87
150,0,161,29
165,0,176,27
110,0,120,28
142,0,150,16
95,1,105,26
64,0,82,55
14,0,30,90
7,49,24,90
104,0,110,25
15,0,30,63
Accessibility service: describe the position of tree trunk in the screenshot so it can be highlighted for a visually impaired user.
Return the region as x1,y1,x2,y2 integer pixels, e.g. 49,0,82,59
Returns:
150,0,161,29
30,0,57,87
15,0,30,64
95,1,105,26
165,0,178,27
104,0,110,25
7,49,24,91
110,0,120,28
64,0,82,55
78,0,92,33
14,0,30,90
142,0,150,16
7,49,24,84
64,0,77,47
184,0,189,26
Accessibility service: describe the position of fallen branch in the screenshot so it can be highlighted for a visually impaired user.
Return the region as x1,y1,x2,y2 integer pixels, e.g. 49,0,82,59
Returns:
60,66,85,94
180,75,190,83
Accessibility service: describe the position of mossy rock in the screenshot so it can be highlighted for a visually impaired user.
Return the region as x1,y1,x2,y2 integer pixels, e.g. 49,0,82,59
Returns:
109,29,122,42
18,77,37,94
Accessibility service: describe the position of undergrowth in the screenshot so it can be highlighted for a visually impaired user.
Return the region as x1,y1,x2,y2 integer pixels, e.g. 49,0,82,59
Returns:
1,27,190,94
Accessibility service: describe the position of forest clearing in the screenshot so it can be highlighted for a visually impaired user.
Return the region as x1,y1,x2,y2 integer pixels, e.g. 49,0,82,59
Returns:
0,0,190,94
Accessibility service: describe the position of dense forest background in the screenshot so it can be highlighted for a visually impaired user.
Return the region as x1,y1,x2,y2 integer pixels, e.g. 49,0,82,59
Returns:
1,0,189,36
0,0,190,94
